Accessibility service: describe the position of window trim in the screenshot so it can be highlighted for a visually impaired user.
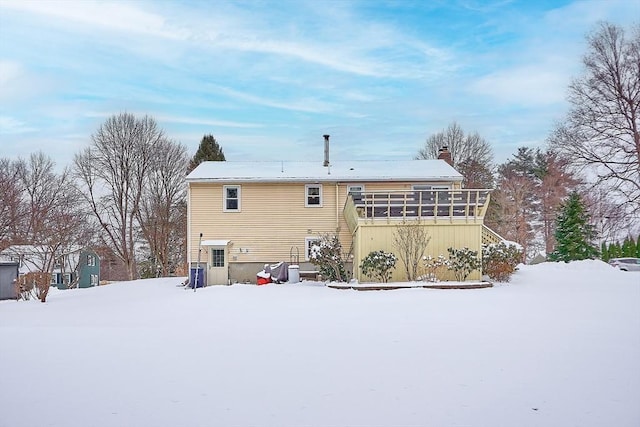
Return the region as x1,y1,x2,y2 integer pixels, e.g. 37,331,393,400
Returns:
87,254,96,267
412,184,451,191
347,184,365,196
305,184,323,207
211,248,225,267
90,274,99,286
223,185,241,212
305,237,321,261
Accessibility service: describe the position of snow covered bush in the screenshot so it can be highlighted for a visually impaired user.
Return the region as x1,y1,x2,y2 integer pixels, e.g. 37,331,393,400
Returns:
482,242,523,282
360,250,397,283
420,254,450,282
447,247,481,281
309,233,350,282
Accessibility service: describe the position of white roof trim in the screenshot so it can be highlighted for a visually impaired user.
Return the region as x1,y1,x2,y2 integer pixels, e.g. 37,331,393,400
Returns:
201,240,231,246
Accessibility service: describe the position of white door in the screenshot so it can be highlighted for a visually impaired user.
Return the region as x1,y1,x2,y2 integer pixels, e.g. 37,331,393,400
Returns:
208,246,228,285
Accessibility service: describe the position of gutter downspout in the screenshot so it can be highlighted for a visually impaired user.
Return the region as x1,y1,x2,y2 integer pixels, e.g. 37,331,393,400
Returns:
336,183,340,233
187,183,191,283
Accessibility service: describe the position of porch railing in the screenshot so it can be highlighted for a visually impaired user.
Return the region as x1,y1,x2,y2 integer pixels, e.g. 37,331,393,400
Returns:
344,189,492,226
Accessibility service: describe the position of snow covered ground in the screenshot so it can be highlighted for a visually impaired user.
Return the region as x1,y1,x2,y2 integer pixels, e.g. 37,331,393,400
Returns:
1,260,638,427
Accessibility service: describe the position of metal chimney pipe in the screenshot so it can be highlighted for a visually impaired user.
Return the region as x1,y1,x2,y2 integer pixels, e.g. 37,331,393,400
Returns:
323,134,330,167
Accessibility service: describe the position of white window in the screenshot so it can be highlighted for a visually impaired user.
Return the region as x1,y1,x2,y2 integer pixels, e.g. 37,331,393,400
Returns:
412,184,451,202
224,185,241,212
87,255,96,266
64,273,72,284
412,184,451,191
347,184,364,196
305,184,322,207
90,274,99,286
305,237,321,261
211,249,225,267
50,274,57,285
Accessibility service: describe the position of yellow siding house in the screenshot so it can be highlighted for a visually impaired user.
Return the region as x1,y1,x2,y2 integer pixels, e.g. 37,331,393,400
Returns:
187,147,497,285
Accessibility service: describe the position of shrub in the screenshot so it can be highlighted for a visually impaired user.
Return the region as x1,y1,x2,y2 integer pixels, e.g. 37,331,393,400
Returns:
361,250,397,283
420,254,450,282
309,233,349,282
393,219,431,281
447,247,481,281
482,242,523,282
18,272,51,302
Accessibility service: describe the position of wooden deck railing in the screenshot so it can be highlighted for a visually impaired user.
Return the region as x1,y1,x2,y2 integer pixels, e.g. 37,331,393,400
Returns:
482,225,506,245
344,189,492,227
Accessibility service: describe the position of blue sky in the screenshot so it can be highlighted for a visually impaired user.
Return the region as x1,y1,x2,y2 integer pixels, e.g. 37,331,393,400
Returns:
0,0,638,168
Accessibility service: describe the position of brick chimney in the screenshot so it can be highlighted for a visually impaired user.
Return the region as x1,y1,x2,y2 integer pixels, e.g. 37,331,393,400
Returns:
323,134,330,167
438,146,453,166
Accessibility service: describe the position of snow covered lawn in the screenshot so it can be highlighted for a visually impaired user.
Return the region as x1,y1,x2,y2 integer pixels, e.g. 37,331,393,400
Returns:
1,260,638,427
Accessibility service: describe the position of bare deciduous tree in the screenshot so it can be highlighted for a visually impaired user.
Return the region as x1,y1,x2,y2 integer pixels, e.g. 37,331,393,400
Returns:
490,169,537,259
417,122,494,177
137,139,189,277
456,158,494,189
74,113,163,280
18,271,51,303
18,153,88,264
487,147,580,258
393,219,431,281
8,152,91,300
583,188,630,244
536,151,580,253
0,158,25,250
550,22,640,216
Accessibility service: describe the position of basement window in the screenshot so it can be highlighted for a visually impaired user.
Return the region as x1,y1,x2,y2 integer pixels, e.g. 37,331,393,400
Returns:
305,237,321,261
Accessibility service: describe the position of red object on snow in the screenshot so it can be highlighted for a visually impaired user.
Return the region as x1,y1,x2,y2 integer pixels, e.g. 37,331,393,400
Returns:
257,276,271,285
256,270,271,285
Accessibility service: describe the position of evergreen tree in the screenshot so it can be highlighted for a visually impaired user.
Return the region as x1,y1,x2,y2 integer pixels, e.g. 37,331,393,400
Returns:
606,241,615,258
622,237,634,257
548,192,599,262
631,236,636,255
600,242,609,262
612,241,622,258
187,134,225,173
636,236,640,258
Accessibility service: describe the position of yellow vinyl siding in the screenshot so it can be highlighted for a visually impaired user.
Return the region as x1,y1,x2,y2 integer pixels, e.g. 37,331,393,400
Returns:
354,222,483,282
189,178,469,282
190,182,348,264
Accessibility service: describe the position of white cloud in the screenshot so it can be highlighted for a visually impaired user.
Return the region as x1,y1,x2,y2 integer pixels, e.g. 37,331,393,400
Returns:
544,0,639,29
470,64,571,106
0,0,186,40
0,116,35,134
0,60,22,87
154,114,263,129
212,86,337,114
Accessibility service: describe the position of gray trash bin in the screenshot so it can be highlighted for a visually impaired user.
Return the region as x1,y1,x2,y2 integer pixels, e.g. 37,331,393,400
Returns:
288,264,300,283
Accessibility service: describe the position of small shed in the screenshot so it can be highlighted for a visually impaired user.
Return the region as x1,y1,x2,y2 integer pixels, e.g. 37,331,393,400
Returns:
0,262,19,300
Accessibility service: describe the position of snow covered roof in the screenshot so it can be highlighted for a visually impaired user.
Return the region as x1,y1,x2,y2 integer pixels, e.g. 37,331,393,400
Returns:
0,245,85,257
186,160,463,183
